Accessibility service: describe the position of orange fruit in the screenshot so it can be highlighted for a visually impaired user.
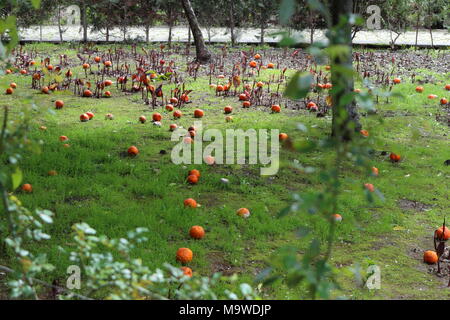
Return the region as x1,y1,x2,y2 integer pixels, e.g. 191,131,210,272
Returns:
271,105,281,113
242,101,251,108
187,174,199,185
152,113,162,121
390,153,401,162
415,86,424,93
165,104,174,112
83,89,93,97
80,113,90,122
59,135,69,142
5,87,13,95
236,208,250,218
372,167,379,176
189,226,205,239
194,109,204,118
55,100,64,109
249,61,257,68
332,213,342,222
173,110,182,119
360,130,369,137
224,106,233,114
279,133,288,141
127,146,139,156
189,169,200,178
184,198,197,208
180,266,193,277
169,123,178,131
423,250,438,264
176,248,193,264
139,116,147,123
393,78,401,84
364,183,375,192
435,226,450,241
21,184,33,193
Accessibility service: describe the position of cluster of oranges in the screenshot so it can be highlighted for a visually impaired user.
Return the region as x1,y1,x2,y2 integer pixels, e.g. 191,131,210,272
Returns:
423,226,450,265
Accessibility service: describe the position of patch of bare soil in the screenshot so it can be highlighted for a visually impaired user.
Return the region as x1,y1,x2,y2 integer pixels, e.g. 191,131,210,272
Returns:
397,199,432,212
436,104,450,127
207,251,241,276
409,234,450,288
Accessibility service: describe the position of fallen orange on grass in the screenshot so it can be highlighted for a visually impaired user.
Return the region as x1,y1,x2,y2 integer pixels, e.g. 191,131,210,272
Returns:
271,105,281,113
152,113,161,122
189,226,205,239
166,104,174,112
187,174,198,185
332,214,342,222
127,146,139,156
360,130,369,137
364,183,375,192
389,153,401,162
139,116,147,123
180,266,193,277
189,169,200,178
55,100,64,109
279,133,288,141
173,110,182,119
372,167,379,176
423,250,438,264
236,208,250,218
194,109,204,118
80,114,90,122
176,248,193,264
184,198,197,208
21,184,33,193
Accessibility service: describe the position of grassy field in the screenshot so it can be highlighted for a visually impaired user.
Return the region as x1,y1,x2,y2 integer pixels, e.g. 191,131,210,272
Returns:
0,43,449,299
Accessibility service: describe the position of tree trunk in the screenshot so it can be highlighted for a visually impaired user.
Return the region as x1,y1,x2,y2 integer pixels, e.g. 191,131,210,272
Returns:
260,21,265,45
181,0,211,63
146,24,150,43
429,28,434,48
330,0,361,139
229,2,236,46
82,1,88,42
188,27,191,45
168,21,173,48
57,6,63,43
106,26,110,42
415,14,420,49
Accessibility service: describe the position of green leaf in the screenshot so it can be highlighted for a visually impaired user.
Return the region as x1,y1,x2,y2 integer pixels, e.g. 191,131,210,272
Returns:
285,72,313,100
279,0,295,25
31,0,41,9
11,167,22,190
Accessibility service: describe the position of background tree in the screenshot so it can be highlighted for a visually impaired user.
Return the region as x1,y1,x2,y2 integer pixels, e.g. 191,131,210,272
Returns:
158,0,182,47
251,0,278,45
181,0,211,63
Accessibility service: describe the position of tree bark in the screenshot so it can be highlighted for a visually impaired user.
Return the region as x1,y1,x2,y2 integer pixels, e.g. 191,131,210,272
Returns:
330,0,361,139
229,1,236,46
82,1,88,42
181,0,211,63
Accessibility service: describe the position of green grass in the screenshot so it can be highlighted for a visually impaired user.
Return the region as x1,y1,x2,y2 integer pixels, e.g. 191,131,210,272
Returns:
0,43,449,299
